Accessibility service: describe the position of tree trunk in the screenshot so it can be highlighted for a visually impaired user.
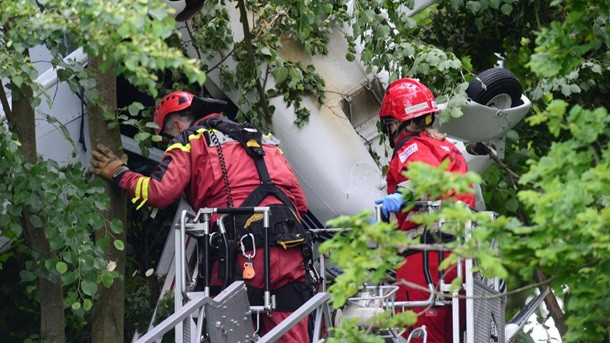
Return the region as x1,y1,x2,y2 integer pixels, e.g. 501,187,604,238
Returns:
87,55,127,343
534,269,567,336
10,82,66,342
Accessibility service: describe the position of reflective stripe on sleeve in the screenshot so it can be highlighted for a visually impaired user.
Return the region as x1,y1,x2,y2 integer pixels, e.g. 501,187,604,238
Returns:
131,177,144,204
136,177,150,210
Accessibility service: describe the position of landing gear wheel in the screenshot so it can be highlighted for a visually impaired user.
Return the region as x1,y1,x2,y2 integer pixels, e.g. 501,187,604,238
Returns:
162,0,206,21
466,68,523,109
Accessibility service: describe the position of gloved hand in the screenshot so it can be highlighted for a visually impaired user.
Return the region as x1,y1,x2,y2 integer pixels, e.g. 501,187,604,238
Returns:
91,144,129,181
374,193,404,218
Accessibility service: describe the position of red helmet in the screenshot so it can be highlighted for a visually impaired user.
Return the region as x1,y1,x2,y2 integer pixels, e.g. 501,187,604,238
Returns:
153,91,196,134
379,78,439,121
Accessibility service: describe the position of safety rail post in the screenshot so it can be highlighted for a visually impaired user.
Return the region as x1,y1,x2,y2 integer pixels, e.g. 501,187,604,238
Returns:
464,219,474,343
452,257,462,343
177,209,197,343
262,207,272,311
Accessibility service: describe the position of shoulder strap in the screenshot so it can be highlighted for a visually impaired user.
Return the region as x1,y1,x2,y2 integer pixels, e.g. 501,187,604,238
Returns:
392,132,421,159
201,117,266,157
200,117,296,210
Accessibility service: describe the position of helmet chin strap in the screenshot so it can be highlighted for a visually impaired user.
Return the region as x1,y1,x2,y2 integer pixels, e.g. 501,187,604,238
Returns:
389,129,397,149
387,114,435,148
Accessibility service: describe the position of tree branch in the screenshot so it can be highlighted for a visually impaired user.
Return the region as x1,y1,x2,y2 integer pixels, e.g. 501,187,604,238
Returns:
207,45,237,73
395,274,555,300
480,142,568,336
0,80,14,129
236,0,272,128
534,269,567,336
480,143,523,184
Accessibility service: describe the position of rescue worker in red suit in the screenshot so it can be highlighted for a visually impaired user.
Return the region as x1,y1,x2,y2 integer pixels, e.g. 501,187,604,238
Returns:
90,91,310,343
374,79,475,342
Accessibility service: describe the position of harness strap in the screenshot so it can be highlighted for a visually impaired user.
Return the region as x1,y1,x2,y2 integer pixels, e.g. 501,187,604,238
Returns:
246,281,312,312
392,132,421,159
200,116,297,212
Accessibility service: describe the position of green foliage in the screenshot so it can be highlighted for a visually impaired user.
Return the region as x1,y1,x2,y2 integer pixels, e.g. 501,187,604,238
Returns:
319,211,406,308
495,102,610,341
0,124,123,313
423,0,549,71
327,318,385,343
0,249,40,340
190,0,343,128
320,162,508,335
1,0,207,149
528,1,608,78
0,0,211,330
348,0,472,123
1,0,205,98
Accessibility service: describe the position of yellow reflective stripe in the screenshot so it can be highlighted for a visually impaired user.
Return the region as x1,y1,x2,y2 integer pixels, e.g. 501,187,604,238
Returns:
131,177,144,204
166,142,191,152
165,128,210,153
278,147,284,155
188,128,207,141
136,177,150,210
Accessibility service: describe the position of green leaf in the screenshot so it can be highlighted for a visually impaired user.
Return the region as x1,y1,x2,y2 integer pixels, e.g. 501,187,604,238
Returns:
20,270,36,282
450,277,463,291
29,214,44,228
83,299,93,311
61,271,79,286
272,66,289,84
113,240,125,251
500,4,513,15
109,218,123,234
84,88,100,101
71,301,81,310
134,132,150,142
81,280,98,297
56,261,68,275
13,76,24,88
101,272,115,288
322,3,333,14
288,68,304,82
466,1,481,14
79,78,96,89
9,223,23,236
128,102,144,116
145,121,159,129
125,58,137,71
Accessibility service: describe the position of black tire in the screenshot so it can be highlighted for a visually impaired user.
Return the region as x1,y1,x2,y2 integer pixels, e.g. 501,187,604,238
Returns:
174,0,206,22
466,68,523,108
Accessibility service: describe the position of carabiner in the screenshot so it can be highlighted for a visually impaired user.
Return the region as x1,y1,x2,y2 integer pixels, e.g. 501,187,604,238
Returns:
209,232,220,248
239,233,256,259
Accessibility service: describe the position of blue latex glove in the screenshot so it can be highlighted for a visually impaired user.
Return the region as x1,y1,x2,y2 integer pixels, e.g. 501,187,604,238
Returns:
374,193,404,218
